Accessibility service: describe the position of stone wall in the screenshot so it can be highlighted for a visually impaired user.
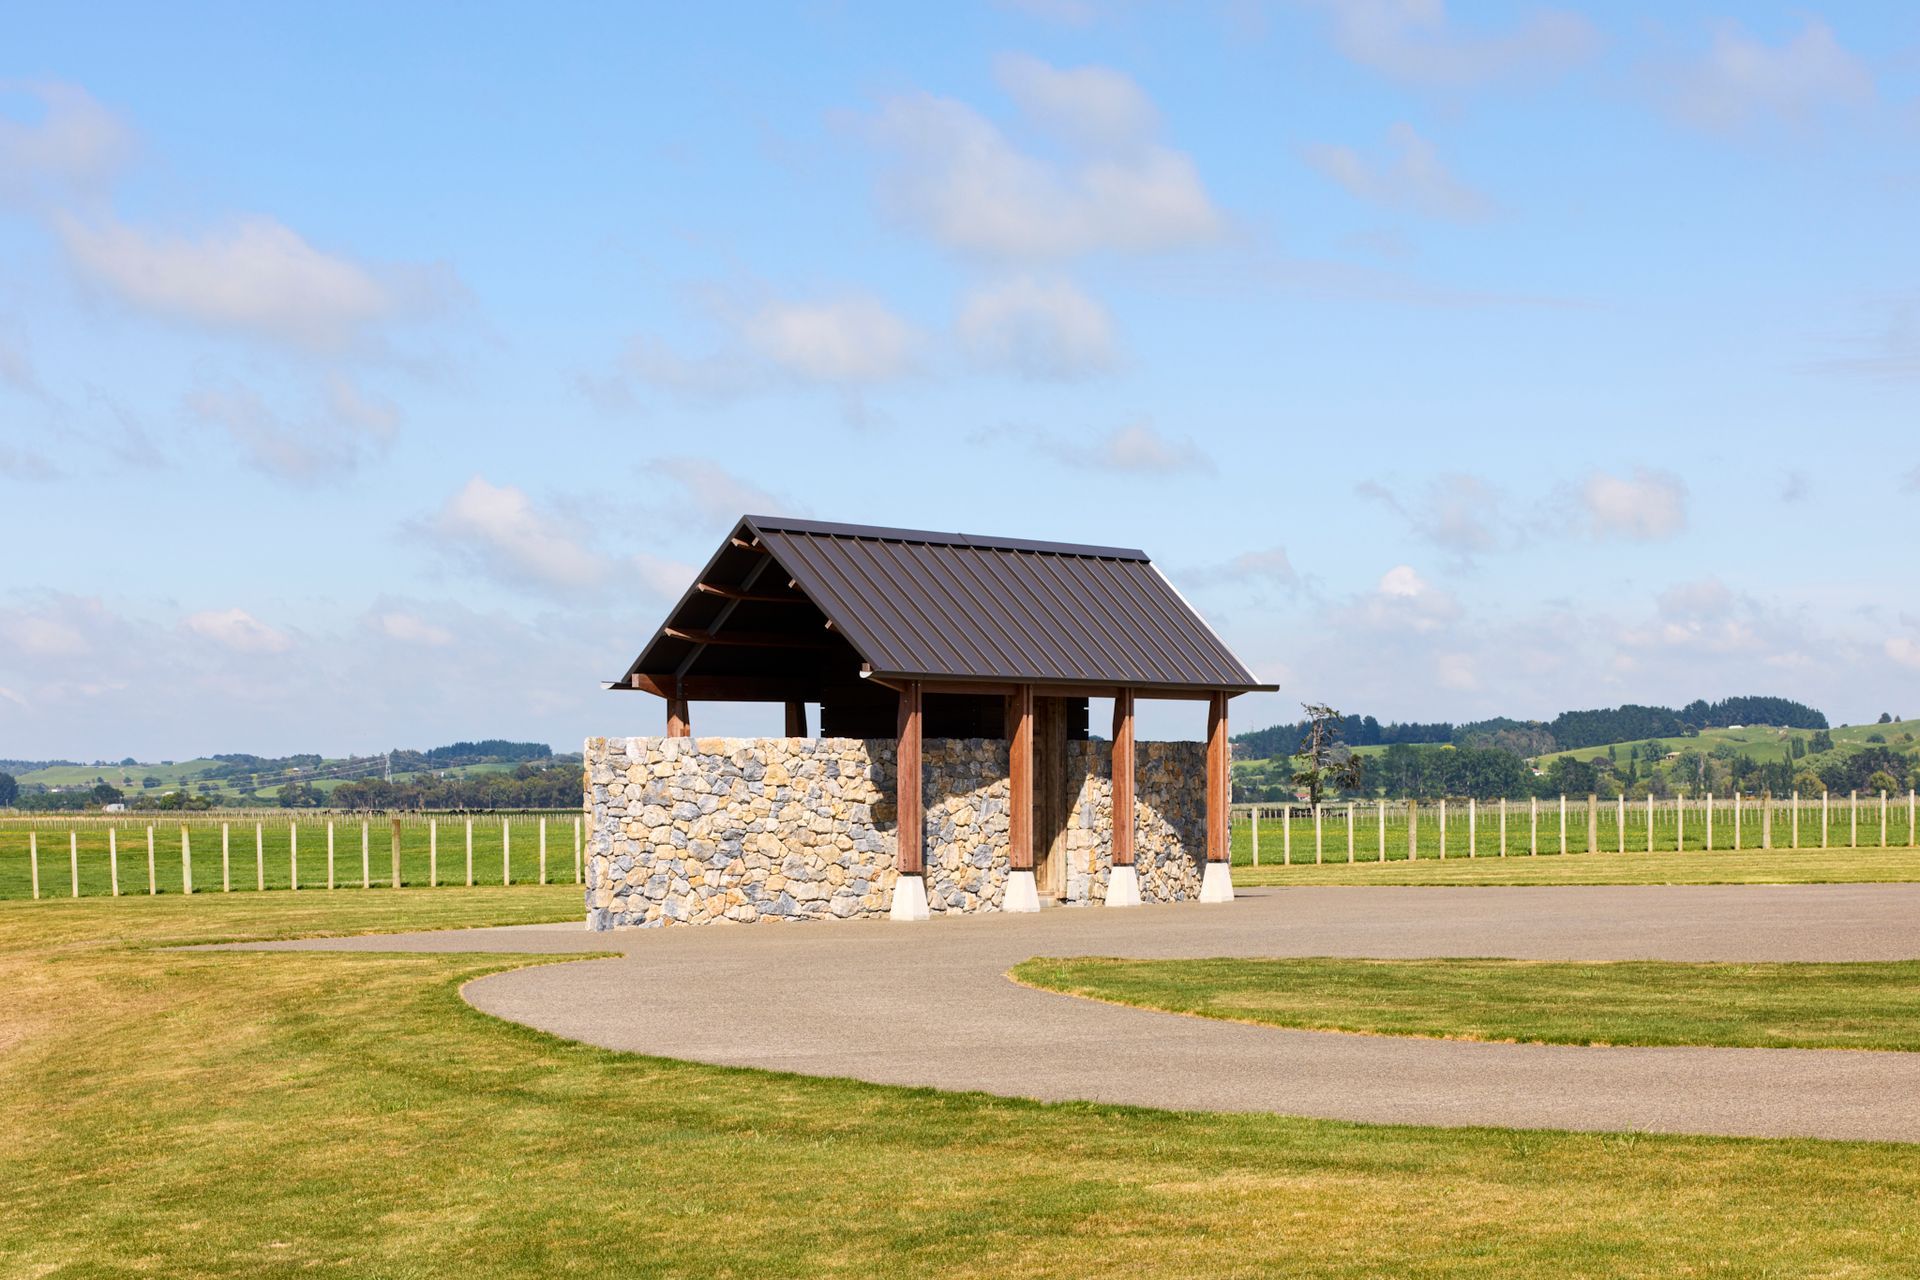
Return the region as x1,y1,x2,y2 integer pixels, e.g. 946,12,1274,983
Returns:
583,735,1205,929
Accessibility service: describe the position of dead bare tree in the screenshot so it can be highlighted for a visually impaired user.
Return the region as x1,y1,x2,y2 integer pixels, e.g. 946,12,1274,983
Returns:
1293,703,1363,805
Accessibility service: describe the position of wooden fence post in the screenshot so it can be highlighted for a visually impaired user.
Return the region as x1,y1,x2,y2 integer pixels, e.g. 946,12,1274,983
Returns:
1346,802,1355,863
1850,791,1858,848
222,823,231,892
1558,795,1567,855
1283,809,1292,865
109,827,119,896
181,827,192,896
539,817,548,885
1438,799,1447,860
1251,809,1259,866
1407,801,1418,862
1734,792,1742,851
1617,794,1625,854
147,826,156,895
1468,797,1477,858
1378,800,1386,862
30,830,40,899
1585,794,1596,854
1313,804,1323,865
466,817,474,886
1706,794,1714,851
1881,791,1889,848
1762,795,1772,850
1821,790,1829,849
502,820,511,885
430,818,439,887
1499,798,1507,857
1791,792,1799,848
390,816,403,888
1529,797,1538,856
290,822,299,891
70,829,79,898
361,821,370,889
255,823,264,891
327,820,336,891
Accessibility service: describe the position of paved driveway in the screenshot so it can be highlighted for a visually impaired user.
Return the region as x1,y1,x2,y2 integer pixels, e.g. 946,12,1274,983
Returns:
232,884,1920,1141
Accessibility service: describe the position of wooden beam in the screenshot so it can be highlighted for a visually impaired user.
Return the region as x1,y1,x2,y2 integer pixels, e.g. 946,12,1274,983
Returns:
728,537,765,552
784,699,808,737
862,673,1257,701
627,674,823,701
693,583,812,604
1007,684,1034,871
1112,689,1135,868
663,627,831,649
896,681,923,876
1206,691,1229,863
667,697,691,738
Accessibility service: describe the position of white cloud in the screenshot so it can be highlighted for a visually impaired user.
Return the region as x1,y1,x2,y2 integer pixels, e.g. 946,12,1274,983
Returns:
1353,564,1459,634
992,53,1159,151
650,456,795,526
182,376,398,482
1887,637,1920,671
1305,0,1600,90
1435,651,1479,690
372,611,454,647
0,330,41,395
0,79,133,206
1359,472,1513,558
57,213,451,352
1662,20,1873,133
1049,421,1212,473
429,476,610,593
992,0,1099,27
743,295,918,384
1,611,92,657
957,276,1116,378
1581,467,1687,541
1305,123,1491,221
1182,546,1300,591
0,446,59,482
182,607,293,655
869,62,1222,259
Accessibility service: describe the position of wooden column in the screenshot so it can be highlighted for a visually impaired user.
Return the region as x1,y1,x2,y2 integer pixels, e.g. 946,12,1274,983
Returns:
1111,689,1135,867
1007,684,1034,871
1206,691,1229,862
896,681,923,876
784,699,808,738
666,697,691,738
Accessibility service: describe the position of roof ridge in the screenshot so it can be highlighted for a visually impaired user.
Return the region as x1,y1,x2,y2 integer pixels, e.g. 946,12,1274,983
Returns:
743,514,1149,561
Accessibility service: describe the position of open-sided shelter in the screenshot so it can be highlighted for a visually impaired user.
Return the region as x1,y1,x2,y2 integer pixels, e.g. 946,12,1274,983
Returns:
584,516,1275,927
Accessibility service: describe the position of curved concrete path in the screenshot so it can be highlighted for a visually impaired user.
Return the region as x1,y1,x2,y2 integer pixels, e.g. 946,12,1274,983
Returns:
230,884,1920,1142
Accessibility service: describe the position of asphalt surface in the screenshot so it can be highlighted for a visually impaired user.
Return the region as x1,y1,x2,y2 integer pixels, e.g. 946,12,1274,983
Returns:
227,883,1920,1141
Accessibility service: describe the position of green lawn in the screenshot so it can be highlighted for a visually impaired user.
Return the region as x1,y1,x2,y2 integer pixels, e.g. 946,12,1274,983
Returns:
1013,956,1920,1051
1233,846,1920,886
6,893,1920,1275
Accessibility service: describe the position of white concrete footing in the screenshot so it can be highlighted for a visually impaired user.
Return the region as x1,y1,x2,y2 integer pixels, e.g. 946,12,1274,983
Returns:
1003,868,1041,913
1105,863,1142,907
889,873,930,921
1199,860,1235,903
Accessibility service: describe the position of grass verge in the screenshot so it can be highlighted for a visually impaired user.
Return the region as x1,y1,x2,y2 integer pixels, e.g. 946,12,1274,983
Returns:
1012,956,1920,1051
5,892,1920,1277
1235,846,1920,886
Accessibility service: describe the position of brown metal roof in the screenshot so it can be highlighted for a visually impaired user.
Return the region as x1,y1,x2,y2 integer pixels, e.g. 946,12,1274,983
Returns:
616,516,1275,694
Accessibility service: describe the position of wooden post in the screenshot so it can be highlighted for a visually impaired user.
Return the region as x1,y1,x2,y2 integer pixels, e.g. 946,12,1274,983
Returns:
181,827,192,896
29,830,39,899
221,823,230,892
1616,794,1625,854
1111,690,1135,869
1762,795,1772,849
1677,796,1686,851
430,818,439,887
327,820,336,890
1791,792,1800,848
1647,793,1654,854
1250,805,1259,866
1529,797,1538,856
1008,684,1034,873
574,816,583,883
110,827,119,897
255,823,264,891
667,697,691,738
361,821,370,889
1911,790,1917,849
1881,791,1889,848
390,816,402,887
784,699,807,738
887,680,923,880
70,829,79,898
1284,807,1291,864
1313,803,1323,864
1377,800,1386,862
1407,800,1418,862
1850,790,1858,848
1706,793,1714,851
1734,792,1742,851
1559,795,1568,855
1821,790,1829,849
147,826,156,894
1207,692,1229,863
1437,799,1446,860
1586,794,1597,854
1499,798,1507,857
290,821,299,891
502,819,511,886
465,817,474,886
1346,802,1355,862
1468,797,1476,858
539,817,548,885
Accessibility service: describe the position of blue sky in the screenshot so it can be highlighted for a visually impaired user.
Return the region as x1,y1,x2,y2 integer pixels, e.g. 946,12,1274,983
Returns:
3,1,1918,759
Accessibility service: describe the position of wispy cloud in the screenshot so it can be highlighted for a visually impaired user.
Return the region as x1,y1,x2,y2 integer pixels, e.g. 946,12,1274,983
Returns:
181,375,399,482
957,276,1117,379
1580,467,1687,541
1304,123,1492,222
1656,19,1873,134
1302,0,1600,90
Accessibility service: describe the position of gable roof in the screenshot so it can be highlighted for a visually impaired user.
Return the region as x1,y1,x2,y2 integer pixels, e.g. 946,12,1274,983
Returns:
617,515,1275,695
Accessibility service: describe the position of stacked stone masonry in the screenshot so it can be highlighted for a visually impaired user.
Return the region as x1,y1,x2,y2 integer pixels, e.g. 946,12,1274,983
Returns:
584,736,1206,929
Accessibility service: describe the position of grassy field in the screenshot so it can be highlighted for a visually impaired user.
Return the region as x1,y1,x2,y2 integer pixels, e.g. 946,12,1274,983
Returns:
5,892,1920,1276
10,756,546,802
0,813,581,901
1013,956,1920,1051
1234,846,1920,886
1533,720,1916,769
